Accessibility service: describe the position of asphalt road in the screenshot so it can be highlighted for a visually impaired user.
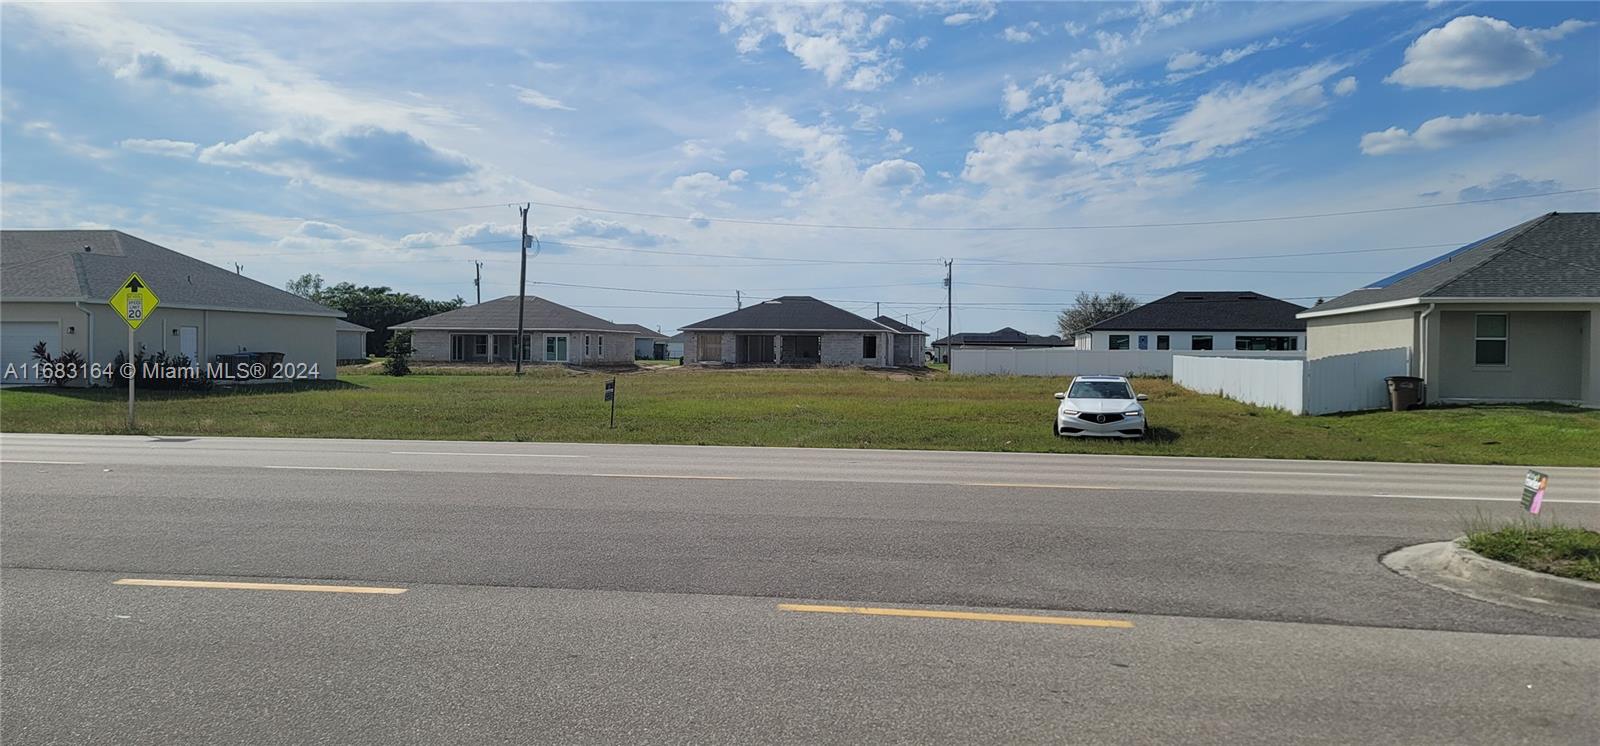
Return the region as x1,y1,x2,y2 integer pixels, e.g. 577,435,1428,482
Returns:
3,434,1598,743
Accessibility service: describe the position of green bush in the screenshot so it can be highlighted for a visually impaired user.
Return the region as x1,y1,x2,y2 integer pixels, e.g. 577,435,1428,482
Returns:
383,330,413,377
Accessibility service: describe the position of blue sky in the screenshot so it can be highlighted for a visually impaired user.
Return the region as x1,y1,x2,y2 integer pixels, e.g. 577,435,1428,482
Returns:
4,1,1597,336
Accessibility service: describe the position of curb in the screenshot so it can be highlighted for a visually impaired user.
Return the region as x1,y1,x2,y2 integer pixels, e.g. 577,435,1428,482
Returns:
1382,538,1600,622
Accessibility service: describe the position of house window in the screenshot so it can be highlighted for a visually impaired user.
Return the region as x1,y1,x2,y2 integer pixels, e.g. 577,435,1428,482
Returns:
545,335,568,362
598,335,604,356
1156,335,1170,350
520,335,532,361
1109,334,1130,350
1137,334,1148,350
863,335,877,358
1191,335,1213,351
1475,314,1508,366
1234,336,1298,351
584,334,592,357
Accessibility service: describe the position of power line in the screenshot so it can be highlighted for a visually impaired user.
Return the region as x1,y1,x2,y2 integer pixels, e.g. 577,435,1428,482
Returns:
198,187,1596,232
957,241,1464,266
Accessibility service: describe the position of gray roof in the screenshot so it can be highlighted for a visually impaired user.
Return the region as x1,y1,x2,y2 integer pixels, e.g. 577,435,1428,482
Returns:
615,323,666,339
681,296,891,332
335,319,372,332
932,327,1069,347
1,230,341,316
1086,291,1306,332
1310,212,1600,315
873,315,926,335
392,295,633,332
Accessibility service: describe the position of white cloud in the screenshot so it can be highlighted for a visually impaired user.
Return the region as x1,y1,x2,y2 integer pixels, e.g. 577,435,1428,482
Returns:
113,50,221,88
885,128,904,143
1358,113,1540,156
678,139,725,161
720,3,903,91
862,158,924,188
198,126,476,184
1165,38,1286,81
1001,80,1031,117
727,168,749,183
962,122,1096,187
1386,15,1595,90
1166,50,1206,71
1457,173,1563,201
1001,22,1042,43
1332,76,1358,96
509,85,574,111
670,170,740,200
21,121,113,160
940,1,996,27
1159,62,1346,163
119,138,198,157
541,215,667,247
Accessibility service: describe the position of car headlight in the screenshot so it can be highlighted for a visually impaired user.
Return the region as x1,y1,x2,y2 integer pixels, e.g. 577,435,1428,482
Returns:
1124,410,1143,418
1059,409,1079,416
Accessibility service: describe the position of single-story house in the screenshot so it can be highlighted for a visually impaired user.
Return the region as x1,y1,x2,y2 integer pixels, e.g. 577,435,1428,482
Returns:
680,296,923,366
1075,291,1307,352
1,229,341,385
930,327,1071,363
335,319,372,363
615,323,668,359
391,295,637,365
665,332,688,359
874,315,928,364
1299,211,1598,408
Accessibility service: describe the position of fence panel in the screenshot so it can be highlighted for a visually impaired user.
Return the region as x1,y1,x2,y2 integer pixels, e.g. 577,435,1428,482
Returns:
1172,355,1306,414
1303,347,1412,415
951,347,1299,378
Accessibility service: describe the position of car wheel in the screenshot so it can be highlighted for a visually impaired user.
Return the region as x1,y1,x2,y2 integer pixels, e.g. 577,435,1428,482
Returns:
1051,422,1060,437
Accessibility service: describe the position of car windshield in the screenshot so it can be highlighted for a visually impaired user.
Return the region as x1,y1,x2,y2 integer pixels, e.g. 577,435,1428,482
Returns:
1068,380,1133,399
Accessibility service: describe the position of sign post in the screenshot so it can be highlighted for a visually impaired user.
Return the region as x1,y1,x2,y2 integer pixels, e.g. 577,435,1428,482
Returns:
605,378,616,429
1521,470,1548,515
109,273,159,429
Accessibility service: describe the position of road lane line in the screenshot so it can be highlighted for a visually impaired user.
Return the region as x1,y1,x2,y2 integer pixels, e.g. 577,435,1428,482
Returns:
963,482,1115,490
1377,493,1600,504
1123,468,1352,477
113,578,406,594
778,603,1133,628
261,465,398,472
0,459,85,465
592,473,740,480
391,451,587,458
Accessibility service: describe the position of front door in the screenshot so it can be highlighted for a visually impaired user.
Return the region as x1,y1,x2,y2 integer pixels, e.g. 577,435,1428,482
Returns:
179,326,199,364
545,335,568,362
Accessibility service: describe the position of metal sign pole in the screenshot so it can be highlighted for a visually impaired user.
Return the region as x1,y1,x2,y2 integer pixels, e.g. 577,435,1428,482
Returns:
127,324,135,429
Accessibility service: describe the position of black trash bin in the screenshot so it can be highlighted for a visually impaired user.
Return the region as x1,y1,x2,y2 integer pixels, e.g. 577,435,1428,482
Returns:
1385,376,1424,411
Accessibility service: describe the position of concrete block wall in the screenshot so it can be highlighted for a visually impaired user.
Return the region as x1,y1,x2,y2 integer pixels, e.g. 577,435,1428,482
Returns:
410,330,452,361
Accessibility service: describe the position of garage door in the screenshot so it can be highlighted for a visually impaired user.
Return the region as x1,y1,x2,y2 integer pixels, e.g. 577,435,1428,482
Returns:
0,321,59,385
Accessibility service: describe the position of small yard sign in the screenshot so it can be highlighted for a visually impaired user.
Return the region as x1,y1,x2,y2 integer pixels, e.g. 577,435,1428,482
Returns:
605,378,617,428
1521,470,1548,514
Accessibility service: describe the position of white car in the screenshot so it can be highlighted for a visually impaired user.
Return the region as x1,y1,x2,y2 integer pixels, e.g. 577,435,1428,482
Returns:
1054,375,1149,439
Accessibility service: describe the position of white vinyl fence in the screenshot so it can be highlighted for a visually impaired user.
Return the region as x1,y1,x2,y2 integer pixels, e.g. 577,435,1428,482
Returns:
1171,347,1412,415
951,347,1300,378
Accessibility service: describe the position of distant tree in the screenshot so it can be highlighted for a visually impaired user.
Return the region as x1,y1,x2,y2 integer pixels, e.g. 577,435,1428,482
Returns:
1056,292,1139,338
285,273,324,299
383,330,414,377
313,282,464,355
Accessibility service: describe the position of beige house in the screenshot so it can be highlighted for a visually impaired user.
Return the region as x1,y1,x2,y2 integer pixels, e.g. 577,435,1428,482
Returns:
335,320,372,362
392,295,638,365
1299,212,1598,408
1,230,342,385
681,296,924,367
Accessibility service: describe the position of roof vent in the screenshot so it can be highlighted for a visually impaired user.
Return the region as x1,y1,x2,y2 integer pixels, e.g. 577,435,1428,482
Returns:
1183,295,1203,300
83,245,92,252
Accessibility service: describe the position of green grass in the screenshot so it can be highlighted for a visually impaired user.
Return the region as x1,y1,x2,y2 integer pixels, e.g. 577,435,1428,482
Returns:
2,368,1596,464
1462,517,1600,583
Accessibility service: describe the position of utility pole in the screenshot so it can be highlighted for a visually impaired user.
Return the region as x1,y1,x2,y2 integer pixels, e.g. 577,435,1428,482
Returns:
515,204,530,375
943,259,953,362
736,290,742,309
234,263,243,275
876,301,881,318
474,261,483,305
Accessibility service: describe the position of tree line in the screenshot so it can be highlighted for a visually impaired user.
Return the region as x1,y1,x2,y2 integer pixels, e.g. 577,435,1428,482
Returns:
285,274,463,356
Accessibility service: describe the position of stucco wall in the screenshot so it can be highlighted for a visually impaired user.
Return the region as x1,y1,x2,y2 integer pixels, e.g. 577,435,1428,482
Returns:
0,301,337,382
1436,309,1585,402
1080,329,1305,352
683,330,891,366
336,330,368,361
1305,306,1418,372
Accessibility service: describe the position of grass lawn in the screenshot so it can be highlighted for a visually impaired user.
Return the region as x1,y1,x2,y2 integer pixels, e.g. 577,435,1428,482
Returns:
2,368,1596,465
1463,519,1600,583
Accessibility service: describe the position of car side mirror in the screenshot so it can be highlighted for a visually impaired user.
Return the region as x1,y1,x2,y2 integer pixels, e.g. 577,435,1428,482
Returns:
1136,394,1148,401
1054,392,1066,400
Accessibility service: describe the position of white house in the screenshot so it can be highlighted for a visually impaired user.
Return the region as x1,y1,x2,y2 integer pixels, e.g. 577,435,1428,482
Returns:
1075,292,1307,352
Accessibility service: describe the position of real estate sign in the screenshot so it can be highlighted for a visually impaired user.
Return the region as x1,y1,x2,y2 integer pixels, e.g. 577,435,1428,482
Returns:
1521,470,1548,514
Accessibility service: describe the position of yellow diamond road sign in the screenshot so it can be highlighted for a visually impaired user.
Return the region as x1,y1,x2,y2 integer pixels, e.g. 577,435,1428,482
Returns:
110,272,159,330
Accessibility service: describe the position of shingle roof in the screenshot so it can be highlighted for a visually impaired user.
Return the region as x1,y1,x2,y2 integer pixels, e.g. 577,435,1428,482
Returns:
1,230,341,316
1086,291,1306,332
931,327,1069,346
1309,212,1600,315
615,323,666,339
873,315,925,335
680,296,889,332
335,319,372,332
393,295,633,331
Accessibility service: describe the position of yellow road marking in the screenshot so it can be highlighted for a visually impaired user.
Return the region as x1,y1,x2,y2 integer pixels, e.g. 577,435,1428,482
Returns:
778,603,1133,628
962,482,1115,490
114,578,406,594
591,473,740,480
